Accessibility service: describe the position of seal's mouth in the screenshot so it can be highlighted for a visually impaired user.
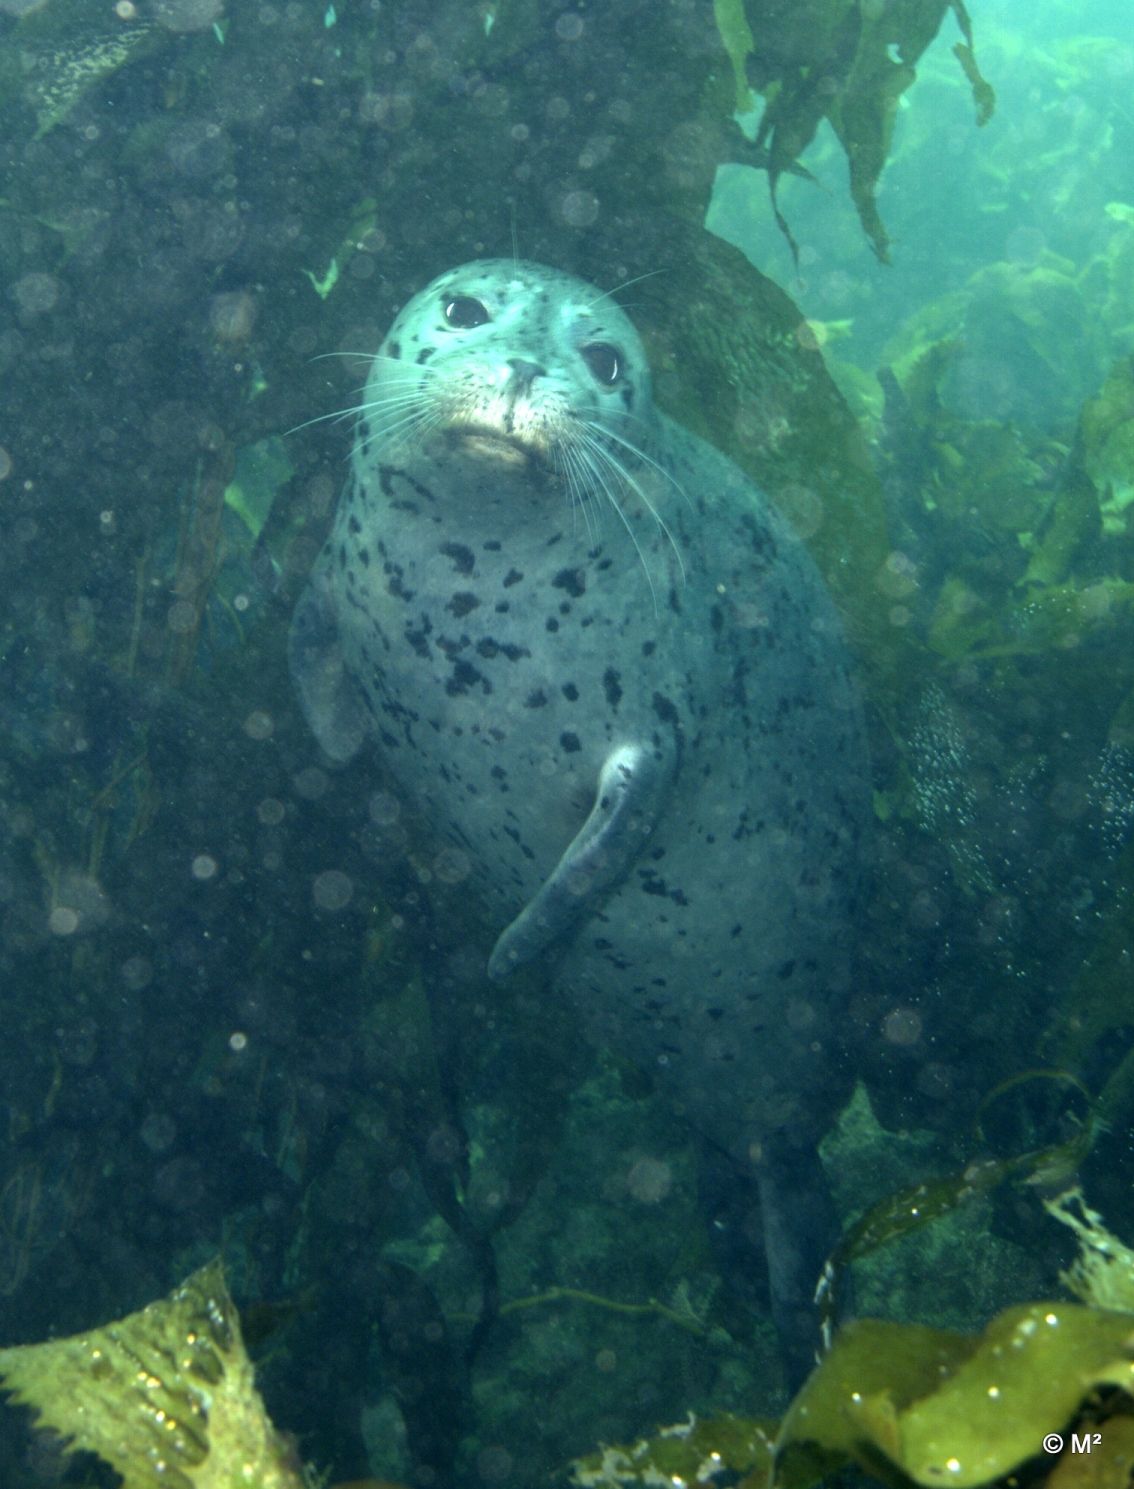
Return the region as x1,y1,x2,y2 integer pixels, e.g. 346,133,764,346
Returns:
457,430,532,467
432,421,552,470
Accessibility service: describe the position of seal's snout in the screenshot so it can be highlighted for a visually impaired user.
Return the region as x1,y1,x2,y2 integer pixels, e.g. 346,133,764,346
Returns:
507,358,547,392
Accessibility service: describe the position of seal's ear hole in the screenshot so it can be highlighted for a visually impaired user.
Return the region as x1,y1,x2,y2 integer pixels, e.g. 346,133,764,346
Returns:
582,342,623,387
444,295,491,329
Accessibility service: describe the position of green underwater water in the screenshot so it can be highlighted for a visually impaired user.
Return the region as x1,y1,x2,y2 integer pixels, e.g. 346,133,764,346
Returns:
0,0,1130,1485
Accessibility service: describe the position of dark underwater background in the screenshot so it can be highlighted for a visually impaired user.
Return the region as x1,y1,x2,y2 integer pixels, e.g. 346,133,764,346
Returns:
0,0,1131,1484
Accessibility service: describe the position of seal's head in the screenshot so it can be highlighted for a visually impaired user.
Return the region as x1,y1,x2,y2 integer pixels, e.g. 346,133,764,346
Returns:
359,259,655,476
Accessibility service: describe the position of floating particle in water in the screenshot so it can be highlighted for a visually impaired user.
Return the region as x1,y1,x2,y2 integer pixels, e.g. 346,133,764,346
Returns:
776,483,824,540
908,889,943,929
191,854,217,880
477,1446,514,1482
594,1350,617,1373
49,907,79,936
228,1031,247,1051
293,766,329,800
209,289,255,341
12,273,61,319
257,797,286,825
368,791,400,825
313,869,353,910
882,1007,922,1046
555,12,583,39
1048,778,1088,821
626,1157,672,1203
560,190,599,227
167,600,196,633
244,710,273,739
140,1113,177,1153
120,956,153,990
432,848,470,884
1088,743,1134,859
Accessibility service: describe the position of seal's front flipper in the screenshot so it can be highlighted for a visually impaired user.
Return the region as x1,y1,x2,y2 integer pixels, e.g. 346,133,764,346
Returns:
488,740,674,981
288,560,368,764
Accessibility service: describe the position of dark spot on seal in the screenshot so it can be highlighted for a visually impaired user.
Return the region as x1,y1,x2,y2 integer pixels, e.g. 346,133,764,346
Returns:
447,592,480,618
710,605,723,632
546,617,559,632
638,869,689,906
561,682,578,701
348,515,362,534
559,732,581,753
602,668,622,708
707,1007,724,1020
416,346,435,365
553,567,586,598
388,340,401,359
405,617,432,659
475,637,530,662
503,569,524,588
446,659,490,696
642,641,656,657
777,960,796,979
440,542,475,575
652,693,679,726
525,689,547,708
483,540,501,551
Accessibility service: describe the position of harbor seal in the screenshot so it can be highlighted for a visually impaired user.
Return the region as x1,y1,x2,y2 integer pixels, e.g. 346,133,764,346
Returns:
289,260,872,1383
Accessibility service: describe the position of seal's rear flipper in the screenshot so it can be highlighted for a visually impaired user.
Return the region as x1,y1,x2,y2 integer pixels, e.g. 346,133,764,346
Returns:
288,561,368,764
758,1136,851,1392
487,739,675,980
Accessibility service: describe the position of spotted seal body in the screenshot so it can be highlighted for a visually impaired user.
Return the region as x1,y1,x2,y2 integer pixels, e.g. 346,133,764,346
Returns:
290,261,871,1380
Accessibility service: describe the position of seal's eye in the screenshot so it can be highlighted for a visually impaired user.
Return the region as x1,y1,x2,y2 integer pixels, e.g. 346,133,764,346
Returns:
444,296,491,329
582,343,623,387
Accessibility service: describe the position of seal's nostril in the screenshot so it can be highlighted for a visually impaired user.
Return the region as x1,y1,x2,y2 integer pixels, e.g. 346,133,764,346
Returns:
508,358,546,390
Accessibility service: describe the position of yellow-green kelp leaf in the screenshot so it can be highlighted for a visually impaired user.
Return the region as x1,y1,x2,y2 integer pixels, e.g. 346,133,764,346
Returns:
0,1258,303,1489
774,1303,1134,1489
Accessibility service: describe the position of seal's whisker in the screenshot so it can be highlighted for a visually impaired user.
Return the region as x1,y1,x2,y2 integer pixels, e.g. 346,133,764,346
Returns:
574,437,660,616
287,388,431,438
582,420,692,513
367,402,444,452
578,431,686,589
559,442,600,551
581,268,667,310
